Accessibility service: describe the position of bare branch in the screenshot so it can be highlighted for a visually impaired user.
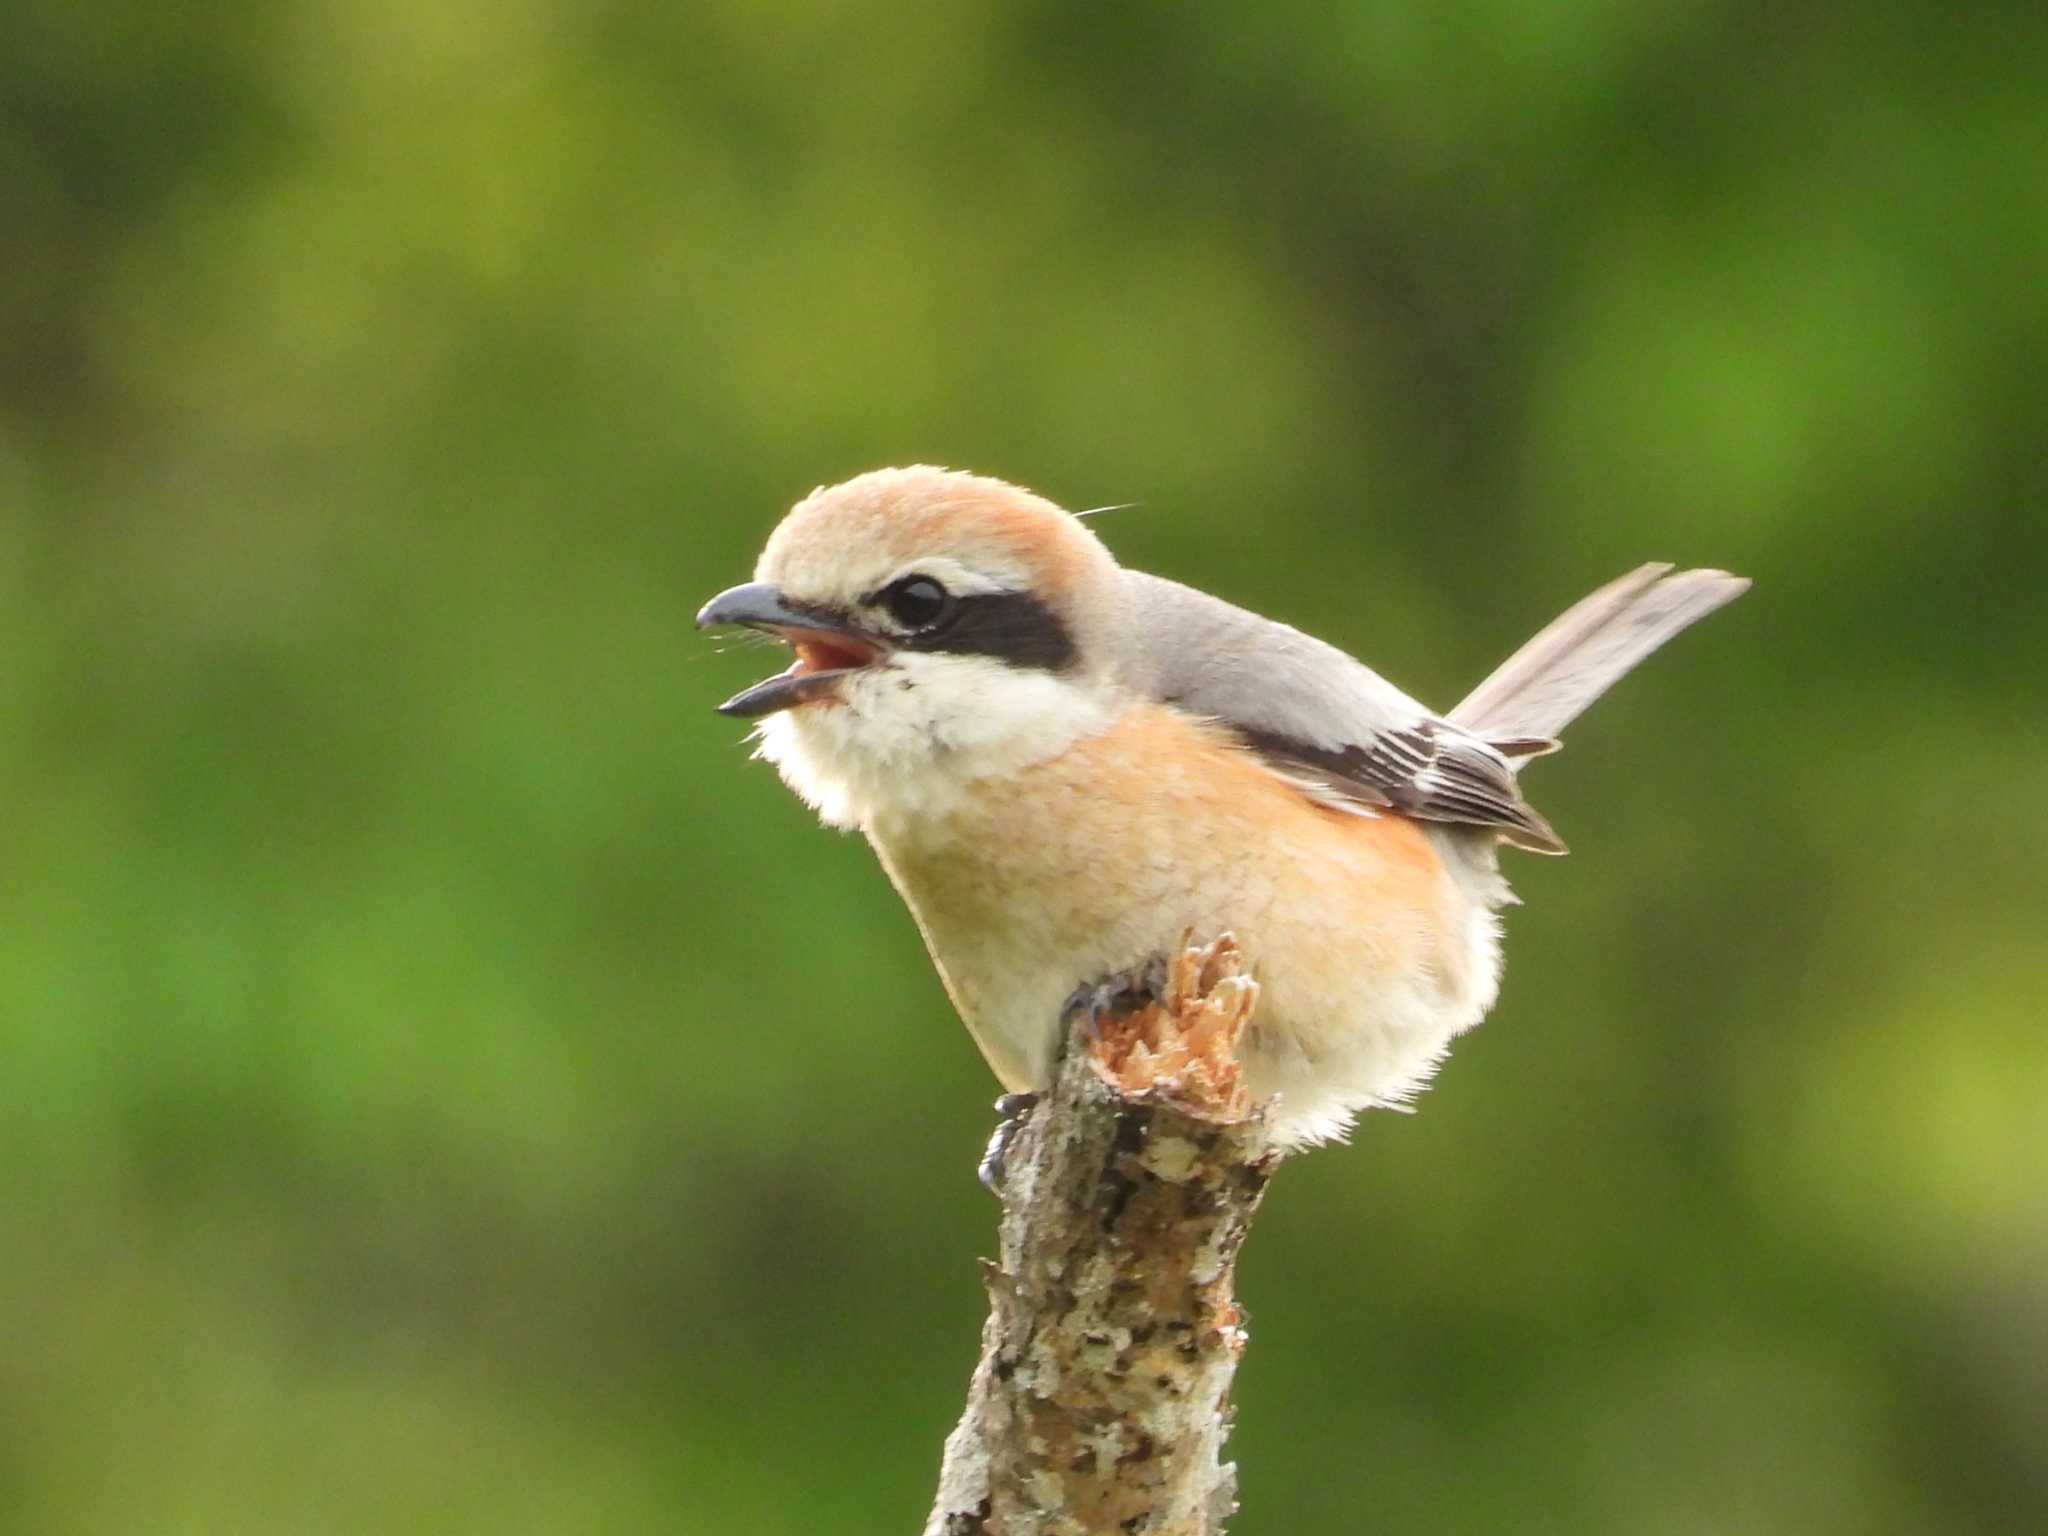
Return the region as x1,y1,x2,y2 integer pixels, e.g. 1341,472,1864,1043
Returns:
925,935,1282,1536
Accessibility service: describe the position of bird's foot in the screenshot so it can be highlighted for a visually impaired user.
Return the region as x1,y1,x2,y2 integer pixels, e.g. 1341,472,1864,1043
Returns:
1059,958,1169,1045
978,1092,1042,1195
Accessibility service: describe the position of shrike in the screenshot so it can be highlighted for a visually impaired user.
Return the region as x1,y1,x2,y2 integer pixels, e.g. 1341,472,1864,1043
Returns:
698,467,1746,1149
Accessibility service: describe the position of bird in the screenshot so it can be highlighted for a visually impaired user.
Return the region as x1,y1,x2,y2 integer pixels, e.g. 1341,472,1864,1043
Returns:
697,466,1747,1151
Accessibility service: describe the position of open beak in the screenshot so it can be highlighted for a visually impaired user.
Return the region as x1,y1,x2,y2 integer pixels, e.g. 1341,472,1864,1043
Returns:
695,581,884,717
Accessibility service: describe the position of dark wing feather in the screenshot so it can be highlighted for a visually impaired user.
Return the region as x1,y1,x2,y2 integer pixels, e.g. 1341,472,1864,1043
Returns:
1119,572,1566,853
1237,719,1566,853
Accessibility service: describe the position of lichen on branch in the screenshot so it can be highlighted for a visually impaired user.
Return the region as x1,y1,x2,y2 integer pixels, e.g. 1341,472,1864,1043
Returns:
924,934,1281,1536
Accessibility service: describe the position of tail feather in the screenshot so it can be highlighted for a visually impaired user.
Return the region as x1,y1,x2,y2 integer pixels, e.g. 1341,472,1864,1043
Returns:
1450,563,1749,744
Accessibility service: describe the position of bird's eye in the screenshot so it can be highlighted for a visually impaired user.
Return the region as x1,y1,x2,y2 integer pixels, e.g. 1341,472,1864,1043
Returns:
878,575,954,631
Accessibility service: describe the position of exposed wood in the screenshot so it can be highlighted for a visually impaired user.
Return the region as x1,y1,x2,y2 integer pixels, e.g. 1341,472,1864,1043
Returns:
924,935,1281,1536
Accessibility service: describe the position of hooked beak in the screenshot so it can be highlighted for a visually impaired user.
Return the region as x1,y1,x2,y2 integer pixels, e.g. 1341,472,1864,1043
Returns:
695,581,884,717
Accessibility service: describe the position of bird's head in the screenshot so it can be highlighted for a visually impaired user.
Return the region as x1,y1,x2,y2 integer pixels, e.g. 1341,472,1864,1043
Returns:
697,466,1126,829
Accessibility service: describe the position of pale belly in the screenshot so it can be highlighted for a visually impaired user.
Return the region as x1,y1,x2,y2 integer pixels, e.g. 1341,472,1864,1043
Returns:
864,704,1505,1147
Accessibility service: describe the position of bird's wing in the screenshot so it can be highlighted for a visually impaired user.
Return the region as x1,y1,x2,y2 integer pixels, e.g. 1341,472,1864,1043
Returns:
1119,572,1565,852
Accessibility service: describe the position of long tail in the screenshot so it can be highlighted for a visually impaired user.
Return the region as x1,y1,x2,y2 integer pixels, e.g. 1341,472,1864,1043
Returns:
1449,563,1749,746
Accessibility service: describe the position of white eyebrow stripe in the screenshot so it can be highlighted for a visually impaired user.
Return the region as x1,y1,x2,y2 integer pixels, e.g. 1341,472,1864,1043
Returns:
884,556,1023,597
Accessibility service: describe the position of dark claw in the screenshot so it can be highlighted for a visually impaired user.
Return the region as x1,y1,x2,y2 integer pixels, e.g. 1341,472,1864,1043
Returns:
1058,958,1168,1042
978,1092,1042,1194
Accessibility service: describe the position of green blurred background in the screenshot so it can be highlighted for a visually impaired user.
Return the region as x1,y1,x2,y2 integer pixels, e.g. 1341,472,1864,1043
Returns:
4,1,2043,1531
